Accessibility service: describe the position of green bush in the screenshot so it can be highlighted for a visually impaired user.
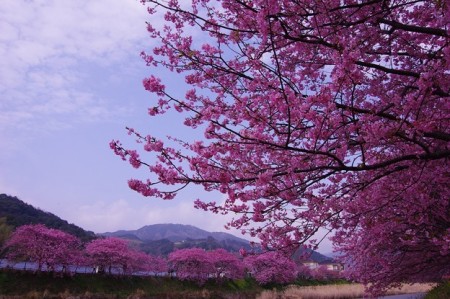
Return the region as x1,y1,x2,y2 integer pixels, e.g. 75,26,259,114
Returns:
425,281,450,299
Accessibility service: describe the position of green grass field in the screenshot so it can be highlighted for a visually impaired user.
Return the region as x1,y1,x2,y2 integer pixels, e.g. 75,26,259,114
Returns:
424,281,450,299
0,270,445,299
0,269,262,299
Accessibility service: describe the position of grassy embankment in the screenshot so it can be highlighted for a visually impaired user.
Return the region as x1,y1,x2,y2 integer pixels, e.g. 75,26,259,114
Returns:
0,270,347,299
0,269,257,299
424,281,450,299
0,269,443,299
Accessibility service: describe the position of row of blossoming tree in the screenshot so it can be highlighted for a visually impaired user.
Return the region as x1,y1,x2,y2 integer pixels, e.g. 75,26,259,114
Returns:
2,224,166,276
2,224,340,285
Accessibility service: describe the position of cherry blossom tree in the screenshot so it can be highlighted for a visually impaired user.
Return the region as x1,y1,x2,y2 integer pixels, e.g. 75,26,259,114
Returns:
3,224,81,273
145,254,168,276
208,248,244,280
311,265,340,281
112,0,449,294
85,237,131,274
120,248,146,275
336,166,450,292
85,237,166,276
244,251,297,284
168,248,214,285
122,250,167,275
297,264,313,280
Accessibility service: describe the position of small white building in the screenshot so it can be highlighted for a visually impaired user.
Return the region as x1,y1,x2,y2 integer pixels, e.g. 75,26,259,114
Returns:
301,260,319,269
319,261,344,271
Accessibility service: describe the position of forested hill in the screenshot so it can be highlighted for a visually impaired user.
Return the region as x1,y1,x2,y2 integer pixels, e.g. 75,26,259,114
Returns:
102,223,250,243
0,193,95,242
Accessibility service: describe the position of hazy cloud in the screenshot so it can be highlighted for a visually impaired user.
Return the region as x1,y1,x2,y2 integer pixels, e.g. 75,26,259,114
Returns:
0,0,150,150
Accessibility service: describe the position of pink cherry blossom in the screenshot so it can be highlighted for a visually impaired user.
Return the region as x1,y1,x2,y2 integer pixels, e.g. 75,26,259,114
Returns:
168,248,215,285
85,237,131,274
208,248,244,280
113,0,450,295
244,251,297,285
4,224,81,274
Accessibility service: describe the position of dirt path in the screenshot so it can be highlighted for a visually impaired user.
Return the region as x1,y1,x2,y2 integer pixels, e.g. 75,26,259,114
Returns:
256,283,434,299
373,293,426,299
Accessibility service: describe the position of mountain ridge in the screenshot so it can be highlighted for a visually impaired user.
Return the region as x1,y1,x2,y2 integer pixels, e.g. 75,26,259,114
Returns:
101,223,254,255
102,223,249,243
0,193,95,242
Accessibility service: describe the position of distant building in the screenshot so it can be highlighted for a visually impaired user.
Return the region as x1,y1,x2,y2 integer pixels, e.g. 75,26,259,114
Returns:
319,260,344,271
300,260,319,269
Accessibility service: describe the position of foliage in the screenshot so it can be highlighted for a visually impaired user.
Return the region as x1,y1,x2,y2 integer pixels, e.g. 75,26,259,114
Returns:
0,194,95,242
297,264,314,280
209,248,244,280
310,265,342,281
168,247,215,285
146,254,168,275
0,217,13,250
140,238,175,256
244,251,297,285
3,225,336,287
425,281,450,299
139,236,253,256
112,0,449,295
3,224,82,273
3,224,168,277
177,236,221,251
168,247,245,285
0,270,265,299
85,237,159,275
0,270,435,298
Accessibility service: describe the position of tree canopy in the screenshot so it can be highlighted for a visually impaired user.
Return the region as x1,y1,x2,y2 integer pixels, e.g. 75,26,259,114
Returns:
112,0,449,294
4,224,81,273
244,251,298,285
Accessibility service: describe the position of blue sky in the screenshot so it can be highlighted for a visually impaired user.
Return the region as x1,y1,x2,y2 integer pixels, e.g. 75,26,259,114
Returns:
0,0,333,254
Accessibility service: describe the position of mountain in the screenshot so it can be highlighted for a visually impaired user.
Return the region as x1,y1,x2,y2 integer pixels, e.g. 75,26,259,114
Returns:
292,246,333,263
103,223,248,243
0,193,96,242
102,223,253,255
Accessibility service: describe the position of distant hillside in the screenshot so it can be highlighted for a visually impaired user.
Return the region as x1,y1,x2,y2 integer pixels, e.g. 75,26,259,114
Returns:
292,246,333,263
103,223,249,243
0,193,95,242
102,223,253,255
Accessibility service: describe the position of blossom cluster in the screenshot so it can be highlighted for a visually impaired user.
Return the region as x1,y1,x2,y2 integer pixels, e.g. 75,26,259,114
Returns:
113,0,449,294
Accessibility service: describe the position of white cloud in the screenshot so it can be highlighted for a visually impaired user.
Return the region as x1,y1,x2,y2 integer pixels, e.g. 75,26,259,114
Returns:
0,0,149,65
76,199,140,233
0,0,151,151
